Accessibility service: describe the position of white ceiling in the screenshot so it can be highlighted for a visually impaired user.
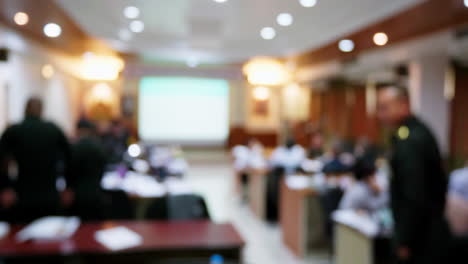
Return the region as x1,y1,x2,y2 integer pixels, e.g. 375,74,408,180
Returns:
57,0,424,64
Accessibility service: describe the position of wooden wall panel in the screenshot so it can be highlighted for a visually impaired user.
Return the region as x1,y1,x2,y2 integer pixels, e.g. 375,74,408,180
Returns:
451,65,468,163
227,126,278,148
296,0,468,67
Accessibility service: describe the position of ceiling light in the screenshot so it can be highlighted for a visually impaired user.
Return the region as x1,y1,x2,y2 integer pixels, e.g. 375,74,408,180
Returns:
43,23,62,38
187,58,199,68
14,12,29,26
253,86,270,101
129,20,144,33
277,13,293,27
118,28,132,41
213,0,228,2
338,39,355,52
42,64,54,79
260,27,276,40
373,32,388,46
299,0,317,8
124,6,140,19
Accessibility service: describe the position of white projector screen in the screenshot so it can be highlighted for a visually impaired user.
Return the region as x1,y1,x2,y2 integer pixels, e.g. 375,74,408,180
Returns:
138,77,230,145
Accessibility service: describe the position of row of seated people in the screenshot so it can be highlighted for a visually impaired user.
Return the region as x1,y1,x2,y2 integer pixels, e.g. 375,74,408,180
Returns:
231,135,389,223
0,98,200,224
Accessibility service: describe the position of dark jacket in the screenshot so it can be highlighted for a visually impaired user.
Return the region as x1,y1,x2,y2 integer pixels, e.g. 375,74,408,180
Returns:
0,116,71,206
390,116,449,262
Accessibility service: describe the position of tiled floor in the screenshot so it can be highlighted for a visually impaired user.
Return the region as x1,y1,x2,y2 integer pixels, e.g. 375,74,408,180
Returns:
184,150,330,264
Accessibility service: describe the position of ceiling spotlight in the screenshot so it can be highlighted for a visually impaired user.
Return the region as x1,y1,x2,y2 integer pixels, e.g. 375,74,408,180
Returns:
42,64,55,79
338,39,355,52
299,0,317,8
14,12,29,26
124,6,140,19
187,58,199,68
213,0,228,2
277,13,293,27
43,23,62,38
118,28,132,41
260,27,276,40
129,20,144,33
373,32,389,46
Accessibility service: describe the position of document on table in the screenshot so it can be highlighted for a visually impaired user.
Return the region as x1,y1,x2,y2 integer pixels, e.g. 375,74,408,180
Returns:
16,217,80,242
332,210,379,238
286,175,312,190
94,226,143,251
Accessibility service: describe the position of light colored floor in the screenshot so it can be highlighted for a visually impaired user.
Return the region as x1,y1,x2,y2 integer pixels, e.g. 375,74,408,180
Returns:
184,150,330,264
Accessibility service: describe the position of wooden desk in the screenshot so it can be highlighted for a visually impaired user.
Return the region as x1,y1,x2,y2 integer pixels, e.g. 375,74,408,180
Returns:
0,220,244,263
280,178,325,258
248,170,267,220
334,222,392,264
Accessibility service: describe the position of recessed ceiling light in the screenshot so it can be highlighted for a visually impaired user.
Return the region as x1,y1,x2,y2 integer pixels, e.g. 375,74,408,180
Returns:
213,0,228,2
14,12,29,26
43,23,62,38
261,27,276,40
187,57,199,68
129,20,144,33
338,39,354,52
118,28,132,41
373,32,389,46
277,13,293,27
299,0,317,8
124,6,140,19
42,64,54,79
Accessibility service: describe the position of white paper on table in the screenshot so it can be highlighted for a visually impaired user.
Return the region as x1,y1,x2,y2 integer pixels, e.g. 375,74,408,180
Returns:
285,175,312,190
0,222,10,239
301,159,324,173
94,226,143,251
101,171,123,191
122,172,166,197
332,210,379,238
166,178,192,195
16,217,80,242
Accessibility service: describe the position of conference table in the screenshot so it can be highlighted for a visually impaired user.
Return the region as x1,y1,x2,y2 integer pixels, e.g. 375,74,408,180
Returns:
0,220,244,264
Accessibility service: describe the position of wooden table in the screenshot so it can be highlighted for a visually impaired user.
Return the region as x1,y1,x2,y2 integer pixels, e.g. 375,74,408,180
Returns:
334,221,392,264
248,170,267,220
0,220,244,263
280,178,325,258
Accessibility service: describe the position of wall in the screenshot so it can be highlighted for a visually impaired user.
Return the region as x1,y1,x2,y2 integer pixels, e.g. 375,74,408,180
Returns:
0,26,84,136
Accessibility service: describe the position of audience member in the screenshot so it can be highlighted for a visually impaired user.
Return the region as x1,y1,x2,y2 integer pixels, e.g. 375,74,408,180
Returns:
0,97,71,223
68,119,107,221
339,158,389,213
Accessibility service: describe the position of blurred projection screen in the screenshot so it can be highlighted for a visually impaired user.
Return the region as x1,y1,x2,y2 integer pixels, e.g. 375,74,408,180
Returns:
139,77,229,145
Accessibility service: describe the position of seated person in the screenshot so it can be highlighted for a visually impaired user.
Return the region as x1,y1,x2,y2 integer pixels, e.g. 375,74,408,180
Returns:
68,119,107,221
446,161,468,236
269,138,305,175
320,158,353,191
339,158,389,213
231,139,267,197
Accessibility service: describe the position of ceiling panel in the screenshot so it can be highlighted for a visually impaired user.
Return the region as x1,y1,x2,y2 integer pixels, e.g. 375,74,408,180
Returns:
56,0,425,63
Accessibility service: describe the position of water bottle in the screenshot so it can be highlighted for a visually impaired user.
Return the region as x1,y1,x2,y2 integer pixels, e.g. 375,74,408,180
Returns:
209,254,224,264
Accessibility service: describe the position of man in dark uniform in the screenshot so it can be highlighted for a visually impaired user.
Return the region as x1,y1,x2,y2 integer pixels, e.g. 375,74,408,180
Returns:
0,97,72,223
68,119,107,221
377,86,450,264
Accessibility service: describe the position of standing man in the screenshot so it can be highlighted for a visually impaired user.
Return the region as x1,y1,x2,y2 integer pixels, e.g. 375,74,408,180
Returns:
0,97,72,223
68,119,107,221
377,86,450,264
